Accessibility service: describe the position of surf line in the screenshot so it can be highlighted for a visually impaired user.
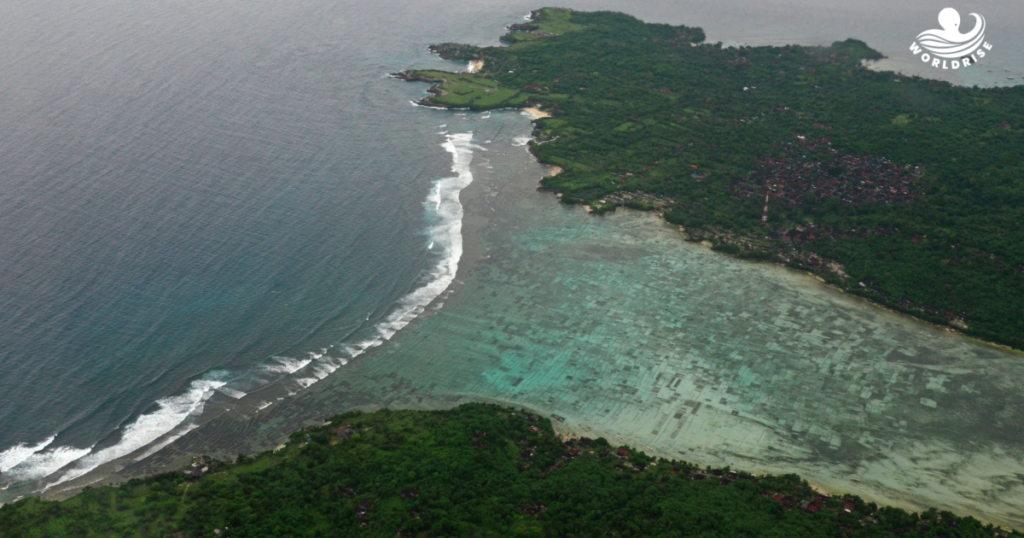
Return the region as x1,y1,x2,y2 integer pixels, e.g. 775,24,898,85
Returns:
330,132,482,365
0,375,227,495
0,132,483,496
280,131,482,391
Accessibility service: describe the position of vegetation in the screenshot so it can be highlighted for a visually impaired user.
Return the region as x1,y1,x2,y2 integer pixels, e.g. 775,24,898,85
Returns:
398,71,530,109
2,404,1020,537
397,7,1024,350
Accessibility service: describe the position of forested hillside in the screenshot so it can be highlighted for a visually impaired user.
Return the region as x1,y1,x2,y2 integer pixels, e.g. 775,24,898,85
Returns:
398,8,1024,349
1,404,1019,537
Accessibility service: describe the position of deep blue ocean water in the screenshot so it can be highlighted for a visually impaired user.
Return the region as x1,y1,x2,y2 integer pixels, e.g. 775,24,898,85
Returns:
0,0,1019,500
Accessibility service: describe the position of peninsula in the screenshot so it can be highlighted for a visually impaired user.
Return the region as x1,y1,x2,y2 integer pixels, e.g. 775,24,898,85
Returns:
396,8,1024,350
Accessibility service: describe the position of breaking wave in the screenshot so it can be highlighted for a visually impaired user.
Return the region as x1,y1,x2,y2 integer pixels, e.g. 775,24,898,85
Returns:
44,377,225,490
293,132,480,387
0,377,225,492
0,132,480,494
0,436,56,477
6,445,94,484
263,355,313,375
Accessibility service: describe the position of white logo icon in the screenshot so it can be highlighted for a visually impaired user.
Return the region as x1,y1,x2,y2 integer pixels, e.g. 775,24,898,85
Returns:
910,8,992,69
917,8,985,58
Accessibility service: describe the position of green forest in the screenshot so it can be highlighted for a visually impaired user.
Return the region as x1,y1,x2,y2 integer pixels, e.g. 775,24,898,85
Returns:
2,404,1019,537
397,7,1024,350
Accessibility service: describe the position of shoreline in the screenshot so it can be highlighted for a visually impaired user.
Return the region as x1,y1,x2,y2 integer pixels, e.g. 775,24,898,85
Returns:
672,220,1024,356
521,154,1020,354
22,107,1024,531
9,404,1019,537
401,82,1000,351
397,11,1024,354
5,5,1023,532
9,115,486,505
657,216,1024,356
379,391,1023,532
514,123,1021,354
522,106,550,119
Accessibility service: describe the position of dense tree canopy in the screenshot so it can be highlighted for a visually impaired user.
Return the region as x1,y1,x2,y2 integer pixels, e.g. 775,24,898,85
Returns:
2,404,1019,537
401,7,1024,349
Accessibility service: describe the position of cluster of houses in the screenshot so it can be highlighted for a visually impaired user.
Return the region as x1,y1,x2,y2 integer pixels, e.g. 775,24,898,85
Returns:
331,422,358,441
345,486,423,530
856,278,969,325
181,455,214,480
338,486,374,528
519,501,549,516
763,489,1001,538
736,135,921,207
355,500,371,527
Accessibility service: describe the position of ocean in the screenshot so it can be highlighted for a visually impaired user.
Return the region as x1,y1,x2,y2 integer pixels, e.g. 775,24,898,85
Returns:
0,0,1021,517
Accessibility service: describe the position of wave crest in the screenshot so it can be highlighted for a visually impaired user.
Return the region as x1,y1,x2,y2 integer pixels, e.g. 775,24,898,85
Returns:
1,132,480,494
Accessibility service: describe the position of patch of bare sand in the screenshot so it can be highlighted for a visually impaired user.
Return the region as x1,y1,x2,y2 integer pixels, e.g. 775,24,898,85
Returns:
523,107,550,119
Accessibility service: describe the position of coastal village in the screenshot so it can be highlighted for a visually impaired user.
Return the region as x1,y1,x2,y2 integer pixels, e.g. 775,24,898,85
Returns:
584,133,978,329
734,135,921,207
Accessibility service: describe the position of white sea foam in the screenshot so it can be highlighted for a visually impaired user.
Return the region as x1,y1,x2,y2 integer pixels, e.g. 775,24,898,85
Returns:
365,134,477,340
218,387,247,399
410,100,450,110
292,354,350,390
263,356,312,375
427,181,442,211
41,377,225,490
0,435,55,473
295,133,478,390
512,136,532,147
3,445,93,483
4,132,481,489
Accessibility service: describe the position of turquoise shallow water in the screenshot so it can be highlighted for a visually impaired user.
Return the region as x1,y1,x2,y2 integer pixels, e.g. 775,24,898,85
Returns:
126,110,1024,528
1,0,1023,523
338,113,1024,528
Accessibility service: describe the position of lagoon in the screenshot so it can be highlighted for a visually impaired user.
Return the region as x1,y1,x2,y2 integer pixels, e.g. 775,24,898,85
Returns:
2,0,1022,527
128,109,1024,528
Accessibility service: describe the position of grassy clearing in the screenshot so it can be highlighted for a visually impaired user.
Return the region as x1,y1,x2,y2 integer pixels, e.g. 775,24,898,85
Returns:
405,70,525,109
503,7,588,44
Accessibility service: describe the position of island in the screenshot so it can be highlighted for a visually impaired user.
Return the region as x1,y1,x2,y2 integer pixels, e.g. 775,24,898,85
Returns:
395,7,1024,351
2,404,1019,537
4,9,1023,537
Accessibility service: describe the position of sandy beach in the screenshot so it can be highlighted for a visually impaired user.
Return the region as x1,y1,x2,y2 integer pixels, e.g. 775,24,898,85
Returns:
523,107,550,119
